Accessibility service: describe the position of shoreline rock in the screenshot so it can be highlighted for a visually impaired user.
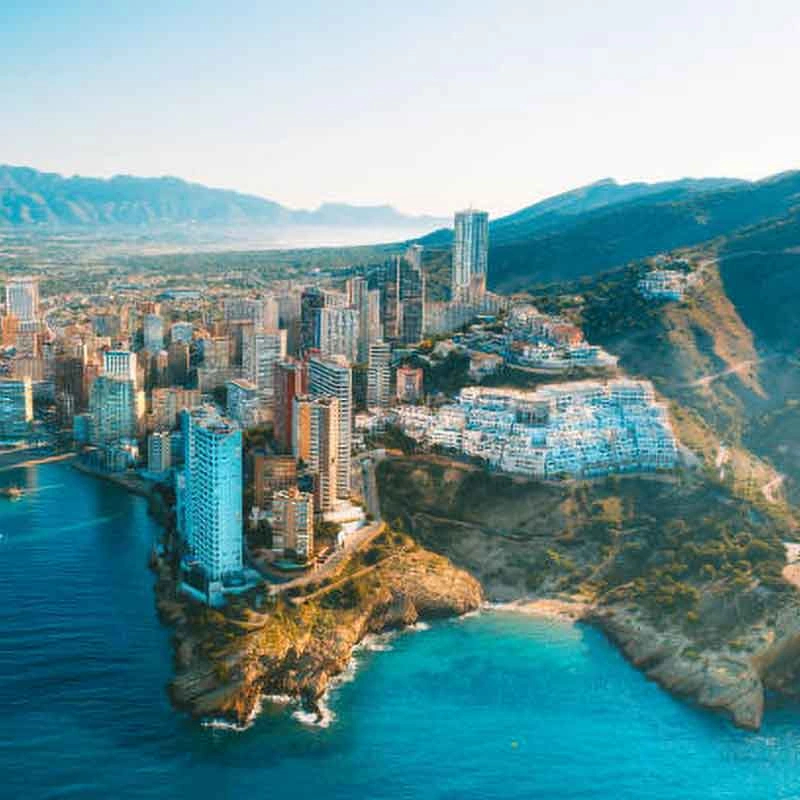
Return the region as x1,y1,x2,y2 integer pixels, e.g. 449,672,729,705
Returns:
154,539,482,725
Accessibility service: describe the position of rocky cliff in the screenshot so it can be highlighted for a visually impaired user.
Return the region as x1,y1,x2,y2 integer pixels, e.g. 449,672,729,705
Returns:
155,530,481,725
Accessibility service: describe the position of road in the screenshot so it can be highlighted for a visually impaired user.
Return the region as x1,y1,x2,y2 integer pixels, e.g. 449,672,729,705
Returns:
679,353,780,390
268,520,386,595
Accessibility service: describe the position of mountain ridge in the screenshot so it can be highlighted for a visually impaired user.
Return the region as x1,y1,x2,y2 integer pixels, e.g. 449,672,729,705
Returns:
0,165,447,230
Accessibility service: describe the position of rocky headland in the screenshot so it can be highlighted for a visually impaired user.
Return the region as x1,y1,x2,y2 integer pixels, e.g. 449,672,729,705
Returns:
153,528,481,725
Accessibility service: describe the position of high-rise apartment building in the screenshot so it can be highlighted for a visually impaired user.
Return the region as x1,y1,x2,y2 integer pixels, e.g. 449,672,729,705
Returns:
300,287,348,354
0,377,33,438
88,375,144,444
224,296,279,330
370,255,425,345
147,430,172,473
143,314,164,352
272,488,314,560
226,378,259,427
167,340,190,386
314,306,358,362
367,340,392,409
148,387,201,431
274,359,307,453
292,394,339,513
308,355,352,499
242,328,287,400
179,407,243,582
252,453,297,509
5,277,39,322
452,209,489,295
103,349,138,385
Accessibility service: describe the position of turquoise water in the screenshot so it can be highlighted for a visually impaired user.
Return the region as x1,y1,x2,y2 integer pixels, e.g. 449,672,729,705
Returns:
3,463,800,799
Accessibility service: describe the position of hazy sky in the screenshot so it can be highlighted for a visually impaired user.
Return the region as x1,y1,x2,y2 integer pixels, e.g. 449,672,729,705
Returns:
3,1,799,216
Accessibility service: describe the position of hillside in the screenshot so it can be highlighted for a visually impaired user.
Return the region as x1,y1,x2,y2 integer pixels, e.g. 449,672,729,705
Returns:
0,165,446,230
487,171,800,291
489,176,743,244
531,232,800,503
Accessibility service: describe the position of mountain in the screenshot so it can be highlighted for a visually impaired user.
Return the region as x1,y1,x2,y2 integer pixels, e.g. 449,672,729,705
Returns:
489,176,744,243
486,171,800,291
0,165,446,230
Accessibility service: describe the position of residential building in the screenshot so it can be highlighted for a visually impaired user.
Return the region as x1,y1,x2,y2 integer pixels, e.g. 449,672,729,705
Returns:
179,407,243,582
88,375,145,444
292,394,339,512
167,340,190,386
148,387,201,431
252,454,297,509
147,430,172,473
5,277,39,322
314,305,358,362
272,488,314,560
170,321,194,344
103,349,138,384
143,314,164,352
242,328,287,400
226,378,260,427
452,209,489,295
274,359,307,453
308,355,352,498
367,340,392,409
0,377,33,439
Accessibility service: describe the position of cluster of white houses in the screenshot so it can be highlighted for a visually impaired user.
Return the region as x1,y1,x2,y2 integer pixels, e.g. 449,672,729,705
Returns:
637,269,697,301
393,379,678,479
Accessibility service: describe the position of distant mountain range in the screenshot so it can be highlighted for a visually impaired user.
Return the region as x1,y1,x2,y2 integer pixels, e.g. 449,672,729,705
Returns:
0,165,447,230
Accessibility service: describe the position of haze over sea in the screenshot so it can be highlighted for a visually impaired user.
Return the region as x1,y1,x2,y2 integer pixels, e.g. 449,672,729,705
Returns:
3,463,800,799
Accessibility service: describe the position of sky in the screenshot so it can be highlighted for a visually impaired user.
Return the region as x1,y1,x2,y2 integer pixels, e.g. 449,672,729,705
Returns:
2,0,799,217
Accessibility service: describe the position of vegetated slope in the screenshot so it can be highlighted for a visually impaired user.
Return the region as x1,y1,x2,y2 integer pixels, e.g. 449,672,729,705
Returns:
550,237,800,502
0,165,445,229
486,171,800,291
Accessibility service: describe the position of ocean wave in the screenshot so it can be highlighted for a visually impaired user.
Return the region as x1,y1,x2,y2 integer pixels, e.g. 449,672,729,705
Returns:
201,694,264,733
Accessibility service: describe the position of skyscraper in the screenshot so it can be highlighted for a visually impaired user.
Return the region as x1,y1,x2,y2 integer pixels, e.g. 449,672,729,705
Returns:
308,355,352,499
292,394,339,513
452,209,489,295
346,276,370,363
5,277,39,322
274,359,307,453
88,375,145,444
369,255,424,344
272,488,314,560
103,349,138,385
147,430,172,473
143,314,165,352
0,377,33,438
300,287,348,355
242,328,287,400
367,340,392,409
314,306,359,362
180,407,243,582
398,254,426,344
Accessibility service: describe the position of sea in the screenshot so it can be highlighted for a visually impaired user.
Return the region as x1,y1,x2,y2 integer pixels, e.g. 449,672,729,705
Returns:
2,462,800,800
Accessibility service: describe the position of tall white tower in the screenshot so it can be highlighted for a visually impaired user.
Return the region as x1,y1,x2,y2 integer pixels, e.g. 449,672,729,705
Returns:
452,210,489,295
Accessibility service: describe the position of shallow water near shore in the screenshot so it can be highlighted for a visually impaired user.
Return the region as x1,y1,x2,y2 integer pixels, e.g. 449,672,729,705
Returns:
3,462,800,799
